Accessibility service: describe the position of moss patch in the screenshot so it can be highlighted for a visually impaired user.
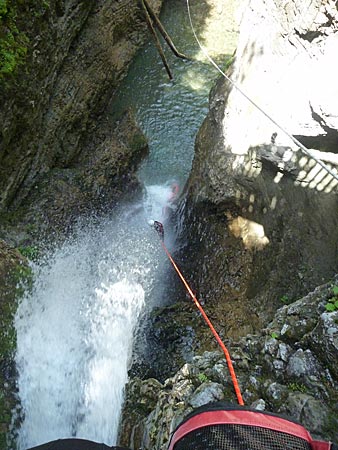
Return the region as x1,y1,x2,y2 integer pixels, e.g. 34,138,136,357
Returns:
0,0,28,82
0,0,52,86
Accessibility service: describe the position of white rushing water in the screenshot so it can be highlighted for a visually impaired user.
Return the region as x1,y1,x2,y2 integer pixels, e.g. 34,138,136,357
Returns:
14,0,237,445
14,185,173,449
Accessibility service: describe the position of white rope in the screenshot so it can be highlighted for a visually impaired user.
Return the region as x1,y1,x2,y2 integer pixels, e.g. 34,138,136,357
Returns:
186,0,338,184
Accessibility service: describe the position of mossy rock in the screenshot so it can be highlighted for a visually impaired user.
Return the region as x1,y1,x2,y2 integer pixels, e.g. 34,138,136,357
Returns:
0,239,29,448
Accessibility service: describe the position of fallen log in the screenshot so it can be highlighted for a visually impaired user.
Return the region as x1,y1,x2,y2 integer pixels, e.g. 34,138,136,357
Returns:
141,0,173,80
143,0,190,61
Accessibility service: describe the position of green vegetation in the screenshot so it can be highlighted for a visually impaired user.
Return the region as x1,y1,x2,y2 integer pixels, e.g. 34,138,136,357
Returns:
18,245,39,261
0,0,51,84
197,373,209,383
0,278,18,448
287,382,307,393
325,286,338,312
320,383,338,439
0,291,16,362
270,332,279,340
0,255,33,447
0,0,29,81
223,54,235,72
0,0,7,16
280,295,292,305
130,132,148,152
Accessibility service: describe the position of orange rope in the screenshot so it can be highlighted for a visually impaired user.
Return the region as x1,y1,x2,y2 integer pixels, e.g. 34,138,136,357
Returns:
161,240,244,405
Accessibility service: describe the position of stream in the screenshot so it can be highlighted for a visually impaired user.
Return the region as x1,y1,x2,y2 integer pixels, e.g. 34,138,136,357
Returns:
14,0,238,448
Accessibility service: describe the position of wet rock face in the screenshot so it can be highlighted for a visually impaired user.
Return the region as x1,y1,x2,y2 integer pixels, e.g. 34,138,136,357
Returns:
0,241,27,447
120,279,338,449
16,110,149,238
177,0,338,337
0,0,160,214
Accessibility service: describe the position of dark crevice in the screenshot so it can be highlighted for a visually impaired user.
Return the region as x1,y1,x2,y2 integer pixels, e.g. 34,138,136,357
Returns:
293,134,338,154
295,29,322,42
293,105,338,153
294,4,335,42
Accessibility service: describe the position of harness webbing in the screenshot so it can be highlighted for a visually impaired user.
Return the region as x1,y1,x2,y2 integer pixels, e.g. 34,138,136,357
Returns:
160,240,244,405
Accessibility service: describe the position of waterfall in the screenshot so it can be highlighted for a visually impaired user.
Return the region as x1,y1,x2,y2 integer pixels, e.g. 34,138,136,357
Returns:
13,0,235,445
14,186,172,449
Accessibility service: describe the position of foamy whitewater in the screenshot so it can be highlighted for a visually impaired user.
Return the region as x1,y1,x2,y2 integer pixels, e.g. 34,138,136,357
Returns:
14,185,173,449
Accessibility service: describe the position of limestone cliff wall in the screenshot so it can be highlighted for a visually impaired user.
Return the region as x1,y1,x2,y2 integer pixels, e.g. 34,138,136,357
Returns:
178,0,338,337
0,0,160,215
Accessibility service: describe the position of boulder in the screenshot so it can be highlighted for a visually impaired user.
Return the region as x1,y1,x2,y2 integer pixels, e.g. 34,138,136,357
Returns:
188,381,225,408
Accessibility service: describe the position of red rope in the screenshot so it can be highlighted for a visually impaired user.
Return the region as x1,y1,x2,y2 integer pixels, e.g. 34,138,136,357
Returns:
161,240,244,405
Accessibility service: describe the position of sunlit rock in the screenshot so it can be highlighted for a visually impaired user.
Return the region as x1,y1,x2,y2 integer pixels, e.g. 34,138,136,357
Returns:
180,0,338,339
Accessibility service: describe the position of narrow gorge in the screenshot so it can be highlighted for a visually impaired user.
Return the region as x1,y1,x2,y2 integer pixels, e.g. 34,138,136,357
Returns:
0,0,337,449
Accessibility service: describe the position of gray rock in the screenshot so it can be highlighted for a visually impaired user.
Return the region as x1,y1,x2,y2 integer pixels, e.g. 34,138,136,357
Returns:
266,382,289,404
248,375,260,390
171,379,194,402
188,382,225,408
208,362,229,385
193,351,222,370
286,349,321,380
179,0,338,344
272,359,285,372
121,279,338,445
170,363,195,385
277,342,292,362
140,378,163,401
264,336,279,356
310,311,338,378
286,393,329,436
251,398,266,411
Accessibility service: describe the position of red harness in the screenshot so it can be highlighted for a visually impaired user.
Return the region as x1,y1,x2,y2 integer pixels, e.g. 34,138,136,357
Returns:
168,404,333,450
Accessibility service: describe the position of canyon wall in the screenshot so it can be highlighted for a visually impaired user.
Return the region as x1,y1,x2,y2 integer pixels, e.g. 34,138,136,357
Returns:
0,0,160,236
